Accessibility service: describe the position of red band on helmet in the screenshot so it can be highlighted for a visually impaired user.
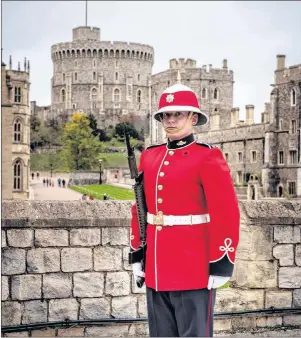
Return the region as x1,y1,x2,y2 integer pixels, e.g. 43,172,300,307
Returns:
158,91,200,110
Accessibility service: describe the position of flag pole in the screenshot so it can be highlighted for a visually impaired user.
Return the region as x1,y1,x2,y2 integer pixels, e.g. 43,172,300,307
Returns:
85,1,88,26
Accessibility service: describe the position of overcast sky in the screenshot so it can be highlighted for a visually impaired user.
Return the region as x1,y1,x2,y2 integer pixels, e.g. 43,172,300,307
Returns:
2,1,301,122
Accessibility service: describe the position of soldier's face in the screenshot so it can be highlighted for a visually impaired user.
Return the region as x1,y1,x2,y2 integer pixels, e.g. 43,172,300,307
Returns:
162,111,198,140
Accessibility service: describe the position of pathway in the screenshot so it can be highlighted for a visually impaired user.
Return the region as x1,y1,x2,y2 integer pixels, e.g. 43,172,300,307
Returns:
30,179,82,201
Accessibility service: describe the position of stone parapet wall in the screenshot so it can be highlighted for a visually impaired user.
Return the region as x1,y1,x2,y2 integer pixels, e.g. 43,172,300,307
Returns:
1,200,301,336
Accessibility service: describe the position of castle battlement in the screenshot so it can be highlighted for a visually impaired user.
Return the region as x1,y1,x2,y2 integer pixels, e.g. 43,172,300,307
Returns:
169,58,197,69
51,41,154,63
168,58,231,76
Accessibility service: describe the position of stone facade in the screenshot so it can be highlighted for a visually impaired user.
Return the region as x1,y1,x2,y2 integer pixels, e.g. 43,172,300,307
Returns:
152,55,301,199
32,26,154,133
149,58,234,145
1,200,301,336
1,57,31,200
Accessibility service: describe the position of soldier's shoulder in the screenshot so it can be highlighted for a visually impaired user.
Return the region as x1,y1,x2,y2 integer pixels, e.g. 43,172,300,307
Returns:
196,141,215,149
145,143,167,150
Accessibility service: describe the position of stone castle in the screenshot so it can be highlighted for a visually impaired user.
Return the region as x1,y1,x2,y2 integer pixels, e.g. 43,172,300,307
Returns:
1,57,31,200
149,55,301,199
31,26,154,131
31,25,301,199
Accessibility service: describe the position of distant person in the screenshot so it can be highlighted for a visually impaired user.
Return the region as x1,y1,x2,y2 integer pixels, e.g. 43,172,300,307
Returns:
103,193,108,200
89,195,94,200
52,180,54,187
46,178,49,187
31,172,34,180
62,179,66,188
58,178,61,187
81,194,87,201
37,172,40,180
43,178,46,187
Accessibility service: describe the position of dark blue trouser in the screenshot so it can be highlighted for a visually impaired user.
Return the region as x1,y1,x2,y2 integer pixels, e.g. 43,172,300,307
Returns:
146,287,216,337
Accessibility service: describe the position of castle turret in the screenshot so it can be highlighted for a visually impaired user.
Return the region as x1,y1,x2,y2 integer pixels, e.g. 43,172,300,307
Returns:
72,26,100,41
230,107,240,127
50,26,154,130
245,104,254,125
276,54,286,70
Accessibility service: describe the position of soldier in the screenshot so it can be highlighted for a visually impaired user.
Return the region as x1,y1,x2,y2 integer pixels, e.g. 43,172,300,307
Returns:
129,82,240,337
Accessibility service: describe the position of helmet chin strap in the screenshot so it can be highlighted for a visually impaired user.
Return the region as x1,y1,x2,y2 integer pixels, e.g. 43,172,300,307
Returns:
160,112,193,134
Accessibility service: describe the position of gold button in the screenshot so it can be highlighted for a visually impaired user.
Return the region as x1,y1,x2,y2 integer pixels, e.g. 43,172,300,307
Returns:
158,185,163,190
159,172,164,177
169,151,174,156
158,211,163,216
157,198,163,203
164,161,169,165
157,226,162,231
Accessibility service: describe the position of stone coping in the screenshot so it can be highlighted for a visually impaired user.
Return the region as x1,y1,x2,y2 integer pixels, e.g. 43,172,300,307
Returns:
239,200,301,225
2,200,300,228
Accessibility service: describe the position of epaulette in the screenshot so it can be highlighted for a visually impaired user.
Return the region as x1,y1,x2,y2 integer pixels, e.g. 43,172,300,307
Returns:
146,143,167,150
196,141,213,149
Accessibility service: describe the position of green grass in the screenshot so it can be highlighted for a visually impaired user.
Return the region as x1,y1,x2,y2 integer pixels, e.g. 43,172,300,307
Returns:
98,153,140,168
31,152,141,172
69,184,135,200
30,153,68,172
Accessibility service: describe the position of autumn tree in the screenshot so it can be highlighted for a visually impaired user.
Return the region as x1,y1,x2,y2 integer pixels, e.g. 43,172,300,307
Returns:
61,112,103,170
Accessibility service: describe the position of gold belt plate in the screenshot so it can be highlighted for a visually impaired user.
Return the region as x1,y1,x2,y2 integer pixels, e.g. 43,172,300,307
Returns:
153,212,164,225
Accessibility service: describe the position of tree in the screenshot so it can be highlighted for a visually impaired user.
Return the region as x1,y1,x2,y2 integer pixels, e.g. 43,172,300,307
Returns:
87,114,98,131
30,115,41,131
61,112,103,170
115,122,139,140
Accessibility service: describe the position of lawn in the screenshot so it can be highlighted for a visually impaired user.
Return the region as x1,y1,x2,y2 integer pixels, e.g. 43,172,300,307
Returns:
31,152,141,172
69,184,135,200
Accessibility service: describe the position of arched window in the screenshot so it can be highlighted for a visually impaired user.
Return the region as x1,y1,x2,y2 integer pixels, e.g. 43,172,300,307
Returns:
137,74,140,82
61,89,66,103
62,73,65,82
14,119,22,143
74,72,77,81
13,159,22,190
91,88,97,101
114,88,120,102
291,89,296,106
115,72,118,81
93,72,96,81
74,60,78,67
137,90,142,103
202,88,207,99
213,88,219,100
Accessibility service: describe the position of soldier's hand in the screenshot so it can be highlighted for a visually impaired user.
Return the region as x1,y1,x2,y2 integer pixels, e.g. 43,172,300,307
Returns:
207,275,230,289
132,262,145,282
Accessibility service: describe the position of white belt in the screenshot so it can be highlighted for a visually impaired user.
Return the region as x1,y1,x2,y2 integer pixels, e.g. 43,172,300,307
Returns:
147,212,210,226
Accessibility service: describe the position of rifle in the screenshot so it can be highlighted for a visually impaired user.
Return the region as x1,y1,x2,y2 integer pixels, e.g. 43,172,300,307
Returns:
124,125,148,288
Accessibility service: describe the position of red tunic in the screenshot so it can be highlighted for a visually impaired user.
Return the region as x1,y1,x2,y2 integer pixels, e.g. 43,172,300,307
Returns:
130,135,240,291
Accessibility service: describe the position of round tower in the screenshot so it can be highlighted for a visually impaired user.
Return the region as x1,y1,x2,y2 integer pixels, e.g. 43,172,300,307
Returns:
51,26,154,128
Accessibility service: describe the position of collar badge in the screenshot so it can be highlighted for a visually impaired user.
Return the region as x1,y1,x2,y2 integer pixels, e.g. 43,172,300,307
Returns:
176,140,186,146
